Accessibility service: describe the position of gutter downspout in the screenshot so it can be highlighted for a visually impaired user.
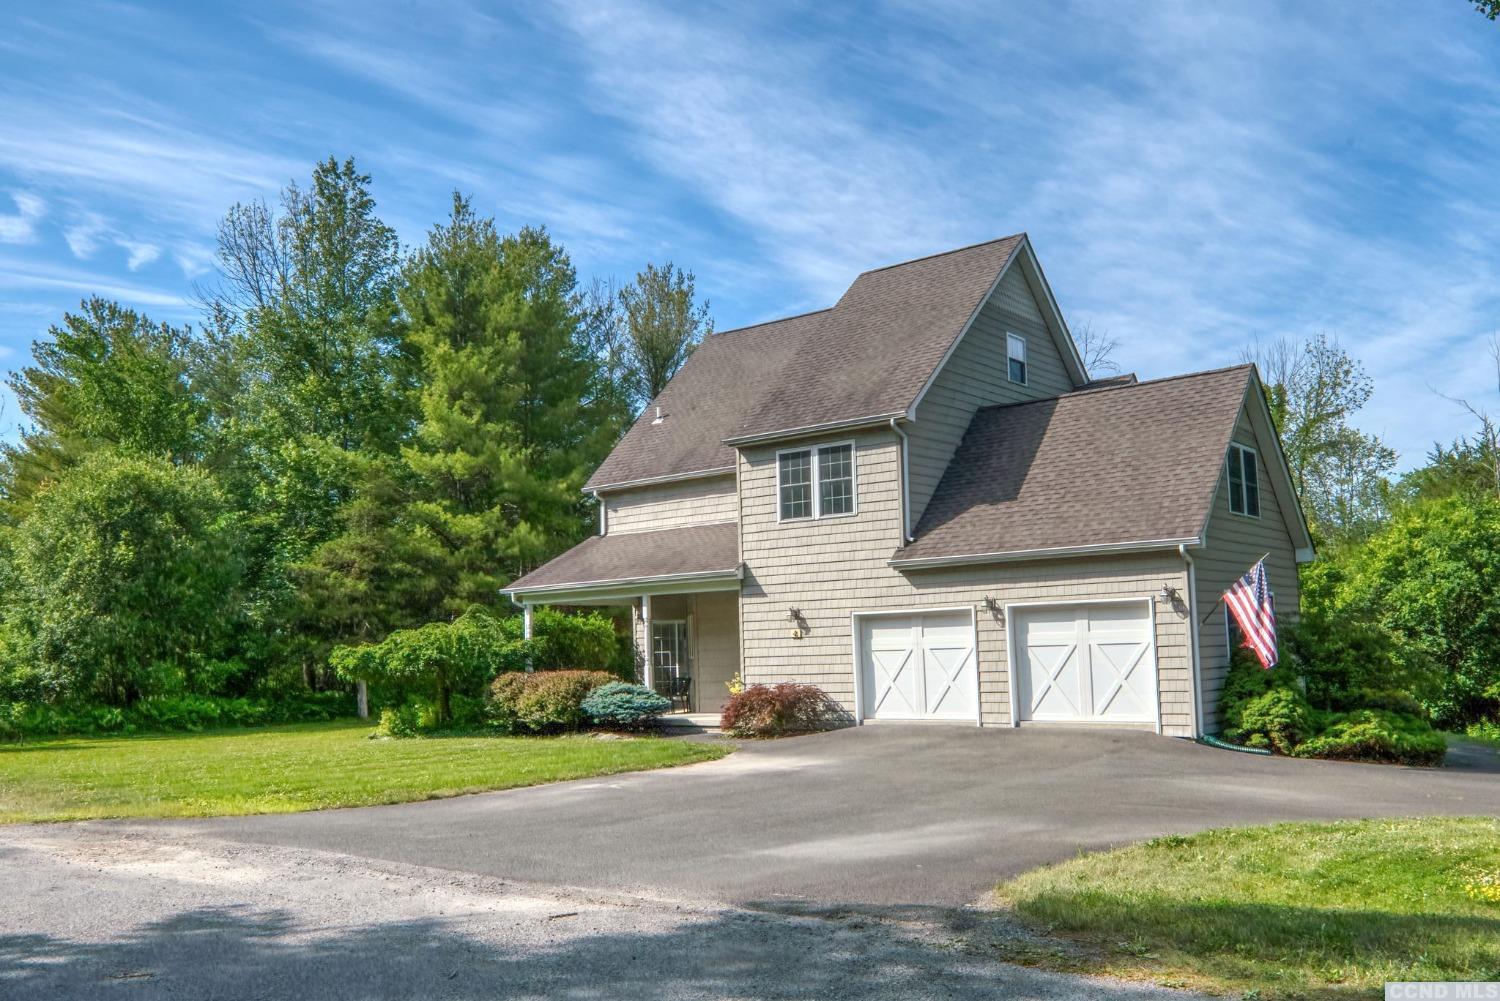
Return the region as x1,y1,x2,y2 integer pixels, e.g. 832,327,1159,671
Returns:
593,490,607,535
889,418,913,543
1179,543,1203,738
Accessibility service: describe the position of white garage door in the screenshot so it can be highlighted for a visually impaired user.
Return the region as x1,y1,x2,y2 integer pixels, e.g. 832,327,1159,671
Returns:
858,612,977,721
1013,602,1156,724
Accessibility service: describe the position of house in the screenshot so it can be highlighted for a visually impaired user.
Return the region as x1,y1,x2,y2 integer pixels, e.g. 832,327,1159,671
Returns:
503,235,1314,738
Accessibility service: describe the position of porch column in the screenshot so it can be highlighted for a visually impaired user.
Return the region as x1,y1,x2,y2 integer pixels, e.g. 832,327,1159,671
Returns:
522,602,534,673
640,594,653,692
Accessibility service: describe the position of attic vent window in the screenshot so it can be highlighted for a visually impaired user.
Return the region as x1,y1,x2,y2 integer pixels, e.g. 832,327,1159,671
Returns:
1226,442,1260,517
1007,333,1027,385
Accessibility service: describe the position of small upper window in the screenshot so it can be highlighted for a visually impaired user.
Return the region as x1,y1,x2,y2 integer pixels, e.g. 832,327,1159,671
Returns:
777,442,856,521
1226,443,1260,517
1007,333,1027,384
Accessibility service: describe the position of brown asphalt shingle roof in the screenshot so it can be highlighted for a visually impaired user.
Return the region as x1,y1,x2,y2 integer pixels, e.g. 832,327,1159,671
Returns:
505,522,739,593
895,366,1254,564
586,236,1026,489
586,311,824,489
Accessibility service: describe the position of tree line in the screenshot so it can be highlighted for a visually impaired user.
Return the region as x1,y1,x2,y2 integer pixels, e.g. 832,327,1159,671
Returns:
0,157,711,713
1240,333,1500,728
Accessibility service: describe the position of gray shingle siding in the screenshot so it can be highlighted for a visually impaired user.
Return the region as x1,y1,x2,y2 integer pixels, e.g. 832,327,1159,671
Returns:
737,428,1198,734
905,265,1077,525
1194,409,1302,733
604,476,737,535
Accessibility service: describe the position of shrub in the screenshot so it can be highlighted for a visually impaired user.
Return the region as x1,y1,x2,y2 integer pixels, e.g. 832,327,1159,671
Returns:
376,704,423,739
581,682,671,729
1218,648,1315,752
332,610,528,725
0,692,354,738
1281,609,1430,713
0,704,21,743
494,608,632,677
1466,720,1500,747
1227,686,1318,754
1292,710,1447,767
486,670,617,734
720,683,842,737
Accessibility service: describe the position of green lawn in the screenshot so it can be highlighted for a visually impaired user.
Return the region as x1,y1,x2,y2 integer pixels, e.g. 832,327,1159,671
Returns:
993,817,1500,999
0,720,728,823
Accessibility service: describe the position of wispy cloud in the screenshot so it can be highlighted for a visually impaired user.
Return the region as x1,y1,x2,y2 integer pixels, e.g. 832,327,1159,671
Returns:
0,0,1494,466
64,212,107,258
0,192,46,244
116,239,161,271
0,257,191,311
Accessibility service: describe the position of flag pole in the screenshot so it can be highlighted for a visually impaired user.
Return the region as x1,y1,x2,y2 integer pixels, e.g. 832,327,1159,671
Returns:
1201,553,1272,625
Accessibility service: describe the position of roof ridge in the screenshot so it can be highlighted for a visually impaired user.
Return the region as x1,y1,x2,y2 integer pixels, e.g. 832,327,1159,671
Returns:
973,363,1254,415
857,233,1026,277
713,306,834,339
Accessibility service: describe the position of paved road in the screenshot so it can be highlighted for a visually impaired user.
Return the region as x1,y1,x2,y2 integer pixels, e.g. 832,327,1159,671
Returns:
3,727,1496,1000
173,725,1500,907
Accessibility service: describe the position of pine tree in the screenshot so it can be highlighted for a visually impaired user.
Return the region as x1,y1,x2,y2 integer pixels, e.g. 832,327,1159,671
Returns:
398,195,616,615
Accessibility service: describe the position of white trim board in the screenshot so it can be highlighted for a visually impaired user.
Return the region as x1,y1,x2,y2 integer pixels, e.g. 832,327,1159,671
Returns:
504,568,743,605
891,538,1198,570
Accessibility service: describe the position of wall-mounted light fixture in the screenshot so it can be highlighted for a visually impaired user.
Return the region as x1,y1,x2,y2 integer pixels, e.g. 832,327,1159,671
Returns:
983,596,1001,615
1158,582,1179,602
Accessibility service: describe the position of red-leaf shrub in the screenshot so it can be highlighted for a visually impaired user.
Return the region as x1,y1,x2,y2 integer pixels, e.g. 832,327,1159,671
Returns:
720,683,841,737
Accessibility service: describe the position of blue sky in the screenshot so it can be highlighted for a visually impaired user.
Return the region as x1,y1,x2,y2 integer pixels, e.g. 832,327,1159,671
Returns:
1,1,1497,467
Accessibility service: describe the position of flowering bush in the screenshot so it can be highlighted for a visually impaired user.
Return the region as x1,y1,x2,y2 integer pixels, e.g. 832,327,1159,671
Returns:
720,683,842,737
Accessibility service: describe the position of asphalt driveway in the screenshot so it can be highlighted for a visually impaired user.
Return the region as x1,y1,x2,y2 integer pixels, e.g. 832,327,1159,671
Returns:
163,725,1500,908
6,727,1498,1000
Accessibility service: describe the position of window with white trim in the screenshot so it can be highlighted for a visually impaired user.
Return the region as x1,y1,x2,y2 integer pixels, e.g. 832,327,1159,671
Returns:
1007,333,1027,384
777,442,856,520
1226,442,1260,517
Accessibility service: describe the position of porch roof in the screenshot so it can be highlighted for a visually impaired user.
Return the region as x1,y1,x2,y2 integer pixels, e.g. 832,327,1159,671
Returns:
502,522,741,603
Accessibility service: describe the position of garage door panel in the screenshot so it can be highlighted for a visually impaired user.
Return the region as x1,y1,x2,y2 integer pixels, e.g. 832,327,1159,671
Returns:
1089,638,1153,721
859,612,976,722
1022,641,1083,719
870,648,919,716
1015,602,1156,725
922,641,976,719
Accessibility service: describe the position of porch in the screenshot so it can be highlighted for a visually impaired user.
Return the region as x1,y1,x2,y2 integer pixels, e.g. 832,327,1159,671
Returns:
500,523,743,717
631,591,739,716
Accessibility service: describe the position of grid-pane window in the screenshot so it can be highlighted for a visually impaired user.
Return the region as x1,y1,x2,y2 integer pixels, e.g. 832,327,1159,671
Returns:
778,450,813,519
818,444,854,516
1007,333,1027,384
1227,443,1260,517
776,442,856,521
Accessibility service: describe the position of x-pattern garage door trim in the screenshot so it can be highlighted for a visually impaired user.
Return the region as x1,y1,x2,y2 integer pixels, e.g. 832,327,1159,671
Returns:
853,607,981,725
1024,640,1081,717
1005,597,1161,733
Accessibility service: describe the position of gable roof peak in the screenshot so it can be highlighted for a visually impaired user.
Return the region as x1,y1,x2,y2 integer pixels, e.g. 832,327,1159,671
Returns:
855,232,1029,279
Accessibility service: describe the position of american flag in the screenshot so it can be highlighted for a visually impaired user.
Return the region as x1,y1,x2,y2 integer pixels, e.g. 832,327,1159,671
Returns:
1225,558,1278,669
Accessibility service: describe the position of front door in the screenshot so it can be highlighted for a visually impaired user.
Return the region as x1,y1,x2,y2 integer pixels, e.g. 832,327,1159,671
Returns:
651,620,691,711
